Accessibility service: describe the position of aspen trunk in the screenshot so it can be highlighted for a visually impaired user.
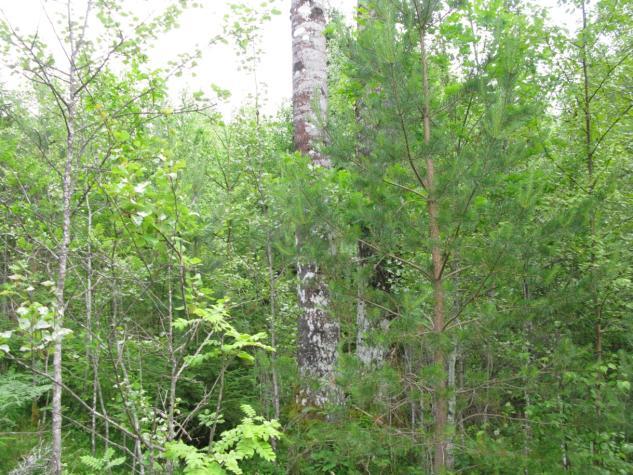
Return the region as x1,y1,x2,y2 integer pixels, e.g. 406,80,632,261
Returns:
356,239,389,367
291,0,339,408
291,0,329,167
354,0,387,371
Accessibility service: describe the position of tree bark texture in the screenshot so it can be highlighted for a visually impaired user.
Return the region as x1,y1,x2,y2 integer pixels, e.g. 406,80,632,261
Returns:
51,54,76,475
418,21,448,474
291,0,339,409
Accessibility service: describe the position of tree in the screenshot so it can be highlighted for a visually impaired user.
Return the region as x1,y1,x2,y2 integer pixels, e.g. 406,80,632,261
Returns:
290,0,340,409
1,0,632,473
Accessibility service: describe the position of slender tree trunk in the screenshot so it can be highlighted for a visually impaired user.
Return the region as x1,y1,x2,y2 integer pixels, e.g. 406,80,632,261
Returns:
166,265,177,475
1,233,8,320
580,0,600,363
291,0,339,409
446,347,458,468
522,276,532,474
558,374,570,470
51,42,77,475
85,197,98,455
418,21,448,474
404,346,418,429
115,340,144,473
579,2,604,465
266,237,281,423
208,362,226,451
250,78,281,427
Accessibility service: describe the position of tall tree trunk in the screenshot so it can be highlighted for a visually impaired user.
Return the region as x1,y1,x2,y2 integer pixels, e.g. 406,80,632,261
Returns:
291,0,329,168
51,39,77,475
580,0,599,363
50,2,96,467
417,17,448,474
579,1,603,465
354,1,388,370
166,265,176,475
291,0,339,409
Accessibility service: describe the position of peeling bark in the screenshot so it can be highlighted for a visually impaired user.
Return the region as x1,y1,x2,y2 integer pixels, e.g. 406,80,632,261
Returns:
291,0,329,168
291,0,339,408
296,262,340,407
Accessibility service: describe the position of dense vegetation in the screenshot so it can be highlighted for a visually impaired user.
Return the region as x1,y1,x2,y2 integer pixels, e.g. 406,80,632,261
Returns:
1,0,632,473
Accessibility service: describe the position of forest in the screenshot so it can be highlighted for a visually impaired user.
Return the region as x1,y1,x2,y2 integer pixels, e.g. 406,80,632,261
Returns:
0,0,632,473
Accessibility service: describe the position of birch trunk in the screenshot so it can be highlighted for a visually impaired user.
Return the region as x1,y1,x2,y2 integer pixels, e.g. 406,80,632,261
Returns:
291,0,339,408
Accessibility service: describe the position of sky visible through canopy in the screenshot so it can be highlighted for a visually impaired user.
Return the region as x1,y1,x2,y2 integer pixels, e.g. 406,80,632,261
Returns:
1,0,574,117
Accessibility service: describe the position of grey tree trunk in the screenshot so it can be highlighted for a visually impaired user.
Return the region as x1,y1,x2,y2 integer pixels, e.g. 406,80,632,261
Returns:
355,241,389,368
354,1,388,370
86,197,97,456
291,0,329,167
355,286,381,367
50,3,95,469
266,237,281,422
291,0,339,408
446,347,458,468
51,36,77,475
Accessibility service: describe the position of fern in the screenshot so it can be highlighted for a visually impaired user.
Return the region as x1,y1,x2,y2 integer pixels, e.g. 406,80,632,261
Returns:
165,405,281,474
0,370,51,426
165,440,225,474
240,404,256,418
80,448,125,474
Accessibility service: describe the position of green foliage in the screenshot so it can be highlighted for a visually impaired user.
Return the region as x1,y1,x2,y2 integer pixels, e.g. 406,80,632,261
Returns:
0,0,632,473
0,370,50,427
166,405,281,474
80,448,126,474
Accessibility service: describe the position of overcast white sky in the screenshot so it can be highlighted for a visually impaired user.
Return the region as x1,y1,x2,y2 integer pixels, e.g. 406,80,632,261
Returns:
1,0,575,117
